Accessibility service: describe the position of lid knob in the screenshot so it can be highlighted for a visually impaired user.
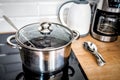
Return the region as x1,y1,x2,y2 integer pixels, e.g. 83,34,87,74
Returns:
38,22,53,34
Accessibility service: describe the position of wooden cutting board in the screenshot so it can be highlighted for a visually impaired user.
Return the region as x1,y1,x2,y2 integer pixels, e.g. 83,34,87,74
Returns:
72,35,120,80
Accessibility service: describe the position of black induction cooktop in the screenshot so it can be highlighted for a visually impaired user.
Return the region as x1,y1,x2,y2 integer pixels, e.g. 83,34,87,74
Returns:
0,33,88,80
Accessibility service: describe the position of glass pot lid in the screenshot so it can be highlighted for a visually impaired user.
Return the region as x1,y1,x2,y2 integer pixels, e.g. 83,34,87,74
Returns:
16,22,74,50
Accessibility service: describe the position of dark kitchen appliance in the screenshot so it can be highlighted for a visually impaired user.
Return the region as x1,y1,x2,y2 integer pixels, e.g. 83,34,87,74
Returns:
0,33,87,80
91,0,120,42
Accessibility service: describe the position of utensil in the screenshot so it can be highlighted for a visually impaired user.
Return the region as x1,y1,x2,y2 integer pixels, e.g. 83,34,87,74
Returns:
3,15,36,48
83,41,106,66
58,1,91,37
7,22,79,73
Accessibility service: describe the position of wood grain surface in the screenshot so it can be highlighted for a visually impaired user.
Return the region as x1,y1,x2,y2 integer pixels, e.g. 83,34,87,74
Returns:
72,35,120,80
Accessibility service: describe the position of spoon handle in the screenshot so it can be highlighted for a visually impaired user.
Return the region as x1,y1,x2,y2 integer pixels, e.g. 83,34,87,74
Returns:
3,15,19,31
94,51,106,66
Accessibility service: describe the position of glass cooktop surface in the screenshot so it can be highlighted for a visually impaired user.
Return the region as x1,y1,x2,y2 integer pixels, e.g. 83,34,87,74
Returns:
0,33,88,80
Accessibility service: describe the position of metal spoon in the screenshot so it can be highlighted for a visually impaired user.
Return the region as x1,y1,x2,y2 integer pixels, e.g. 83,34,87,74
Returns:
3,15,36,48
83,41,106,66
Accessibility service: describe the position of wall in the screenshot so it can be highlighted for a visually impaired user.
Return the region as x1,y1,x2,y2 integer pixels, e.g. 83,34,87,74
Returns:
0,0,73,33
0,0,74,17
0,0,98,33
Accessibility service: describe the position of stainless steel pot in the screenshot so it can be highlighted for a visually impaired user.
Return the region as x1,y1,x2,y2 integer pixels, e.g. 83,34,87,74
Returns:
7,22,79,73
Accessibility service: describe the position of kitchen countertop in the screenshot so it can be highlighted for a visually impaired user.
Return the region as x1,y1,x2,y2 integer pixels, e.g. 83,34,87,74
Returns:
72,35,120,80
0,32,120,80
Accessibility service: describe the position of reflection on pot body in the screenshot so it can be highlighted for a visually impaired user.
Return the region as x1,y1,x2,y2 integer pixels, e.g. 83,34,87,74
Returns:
20,44,71,73
21,60,75,80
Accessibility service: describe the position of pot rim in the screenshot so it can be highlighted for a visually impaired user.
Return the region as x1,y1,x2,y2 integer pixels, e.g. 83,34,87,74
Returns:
15,22,75,51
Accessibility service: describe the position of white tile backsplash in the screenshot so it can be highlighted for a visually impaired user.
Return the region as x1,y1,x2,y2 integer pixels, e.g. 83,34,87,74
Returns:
0,2,39,17
0,0,67,3
0,0,70,33
0,0,70,17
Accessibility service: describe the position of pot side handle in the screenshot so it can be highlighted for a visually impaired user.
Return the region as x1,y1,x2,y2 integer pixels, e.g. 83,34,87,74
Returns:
68,66,75,77
72,30,80,40
7,35,20,49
